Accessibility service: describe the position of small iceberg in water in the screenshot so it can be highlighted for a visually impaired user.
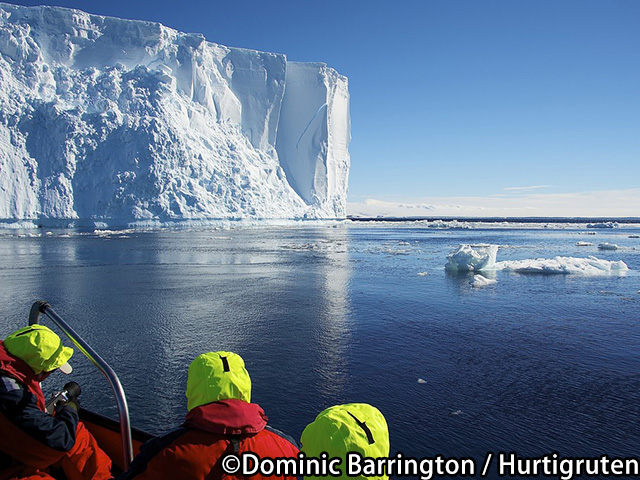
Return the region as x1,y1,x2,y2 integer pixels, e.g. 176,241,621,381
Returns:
587,222,618,229
598,243,619,250
445,244,498,272
445,245,629,276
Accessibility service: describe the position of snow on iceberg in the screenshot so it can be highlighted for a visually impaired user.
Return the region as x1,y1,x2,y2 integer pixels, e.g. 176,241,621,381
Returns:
0,3,350,225
496,256,628,275
445,244,498,272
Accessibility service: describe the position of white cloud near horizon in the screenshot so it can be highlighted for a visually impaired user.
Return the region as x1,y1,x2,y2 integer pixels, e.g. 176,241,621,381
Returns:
347,188,640,218
503,185,553,192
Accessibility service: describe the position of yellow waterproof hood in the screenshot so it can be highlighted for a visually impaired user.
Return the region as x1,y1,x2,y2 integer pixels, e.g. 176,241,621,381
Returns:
186,351,251,411
4,325,73,374
301,403,390,480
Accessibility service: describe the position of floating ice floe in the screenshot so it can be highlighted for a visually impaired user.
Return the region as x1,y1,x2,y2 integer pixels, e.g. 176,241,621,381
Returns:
417,378,427,384
417,272,429,277
587,222,618,229
375,247,412,256
470,275,497,288
598,243,619,250
445,244,498,272
576,242,594,246
445,245,629,276
94,229,137,237
496,256,628,275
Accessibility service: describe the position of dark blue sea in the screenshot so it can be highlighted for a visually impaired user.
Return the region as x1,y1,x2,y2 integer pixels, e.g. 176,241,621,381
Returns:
1,222,639,477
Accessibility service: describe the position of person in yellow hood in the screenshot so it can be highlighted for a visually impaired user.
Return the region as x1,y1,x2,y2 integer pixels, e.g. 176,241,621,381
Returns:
0,325,113,480
120,351,299,480
300,403,390,480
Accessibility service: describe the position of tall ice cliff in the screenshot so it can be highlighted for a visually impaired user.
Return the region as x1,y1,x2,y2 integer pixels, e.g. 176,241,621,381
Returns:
0,3,350,225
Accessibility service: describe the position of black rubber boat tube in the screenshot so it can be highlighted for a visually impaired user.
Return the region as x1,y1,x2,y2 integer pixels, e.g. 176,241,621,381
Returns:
29,300,134,468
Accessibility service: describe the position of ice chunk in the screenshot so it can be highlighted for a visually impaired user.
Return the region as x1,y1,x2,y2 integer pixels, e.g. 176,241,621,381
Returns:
587,222,618,229
598,243,619,250
497,256,628,275
417,272,429,276
445,244,498,272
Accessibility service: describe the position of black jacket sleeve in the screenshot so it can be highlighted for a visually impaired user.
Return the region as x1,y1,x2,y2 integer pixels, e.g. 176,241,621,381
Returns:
0,375,78,452
117,427,188,480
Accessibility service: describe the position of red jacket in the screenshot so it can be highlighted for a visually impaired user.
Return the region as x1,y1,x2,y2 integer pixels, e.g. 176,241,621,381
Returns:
0,342,113,480
120,399,299,480
0,341,78,470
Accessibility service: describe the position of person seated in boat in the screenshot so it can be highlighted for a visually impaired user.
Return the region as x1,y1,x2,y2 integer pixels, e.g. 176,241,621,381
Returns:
300,403,389,480
0,325,113,480
119,351,299,480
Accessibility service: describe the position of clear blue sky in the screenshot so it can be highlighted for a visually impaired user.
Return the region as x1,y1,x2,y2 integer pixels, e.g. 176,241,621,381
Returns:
11,0,640,208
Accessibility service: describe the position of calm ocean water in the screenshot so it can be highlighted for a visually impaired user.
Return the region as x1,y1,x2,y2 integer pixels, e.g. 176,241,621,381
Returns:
1,223,639,476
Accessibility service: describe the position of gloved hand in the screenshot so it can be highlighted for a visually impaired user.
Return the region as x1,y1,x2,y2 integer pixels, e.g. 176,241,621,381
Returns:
57,396,81,413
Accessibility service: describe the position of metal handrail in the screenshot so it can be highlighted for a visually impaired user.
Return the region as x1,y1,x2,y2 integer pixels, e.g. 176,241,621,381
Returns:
29,300,134,467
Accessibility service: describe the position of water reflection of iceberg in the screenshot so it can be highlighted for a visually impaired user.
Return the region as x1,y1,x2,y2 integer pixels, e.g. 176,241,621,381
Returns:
313,227,351,399
5,227,353,432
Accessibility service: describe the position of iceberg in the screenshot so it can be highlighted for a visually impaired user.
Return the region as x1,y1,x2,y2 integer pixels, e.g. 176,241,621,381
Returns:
446,244,629,276
276,62,350,214
445,244,498,272
0,3,350,225
598,243,619,250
